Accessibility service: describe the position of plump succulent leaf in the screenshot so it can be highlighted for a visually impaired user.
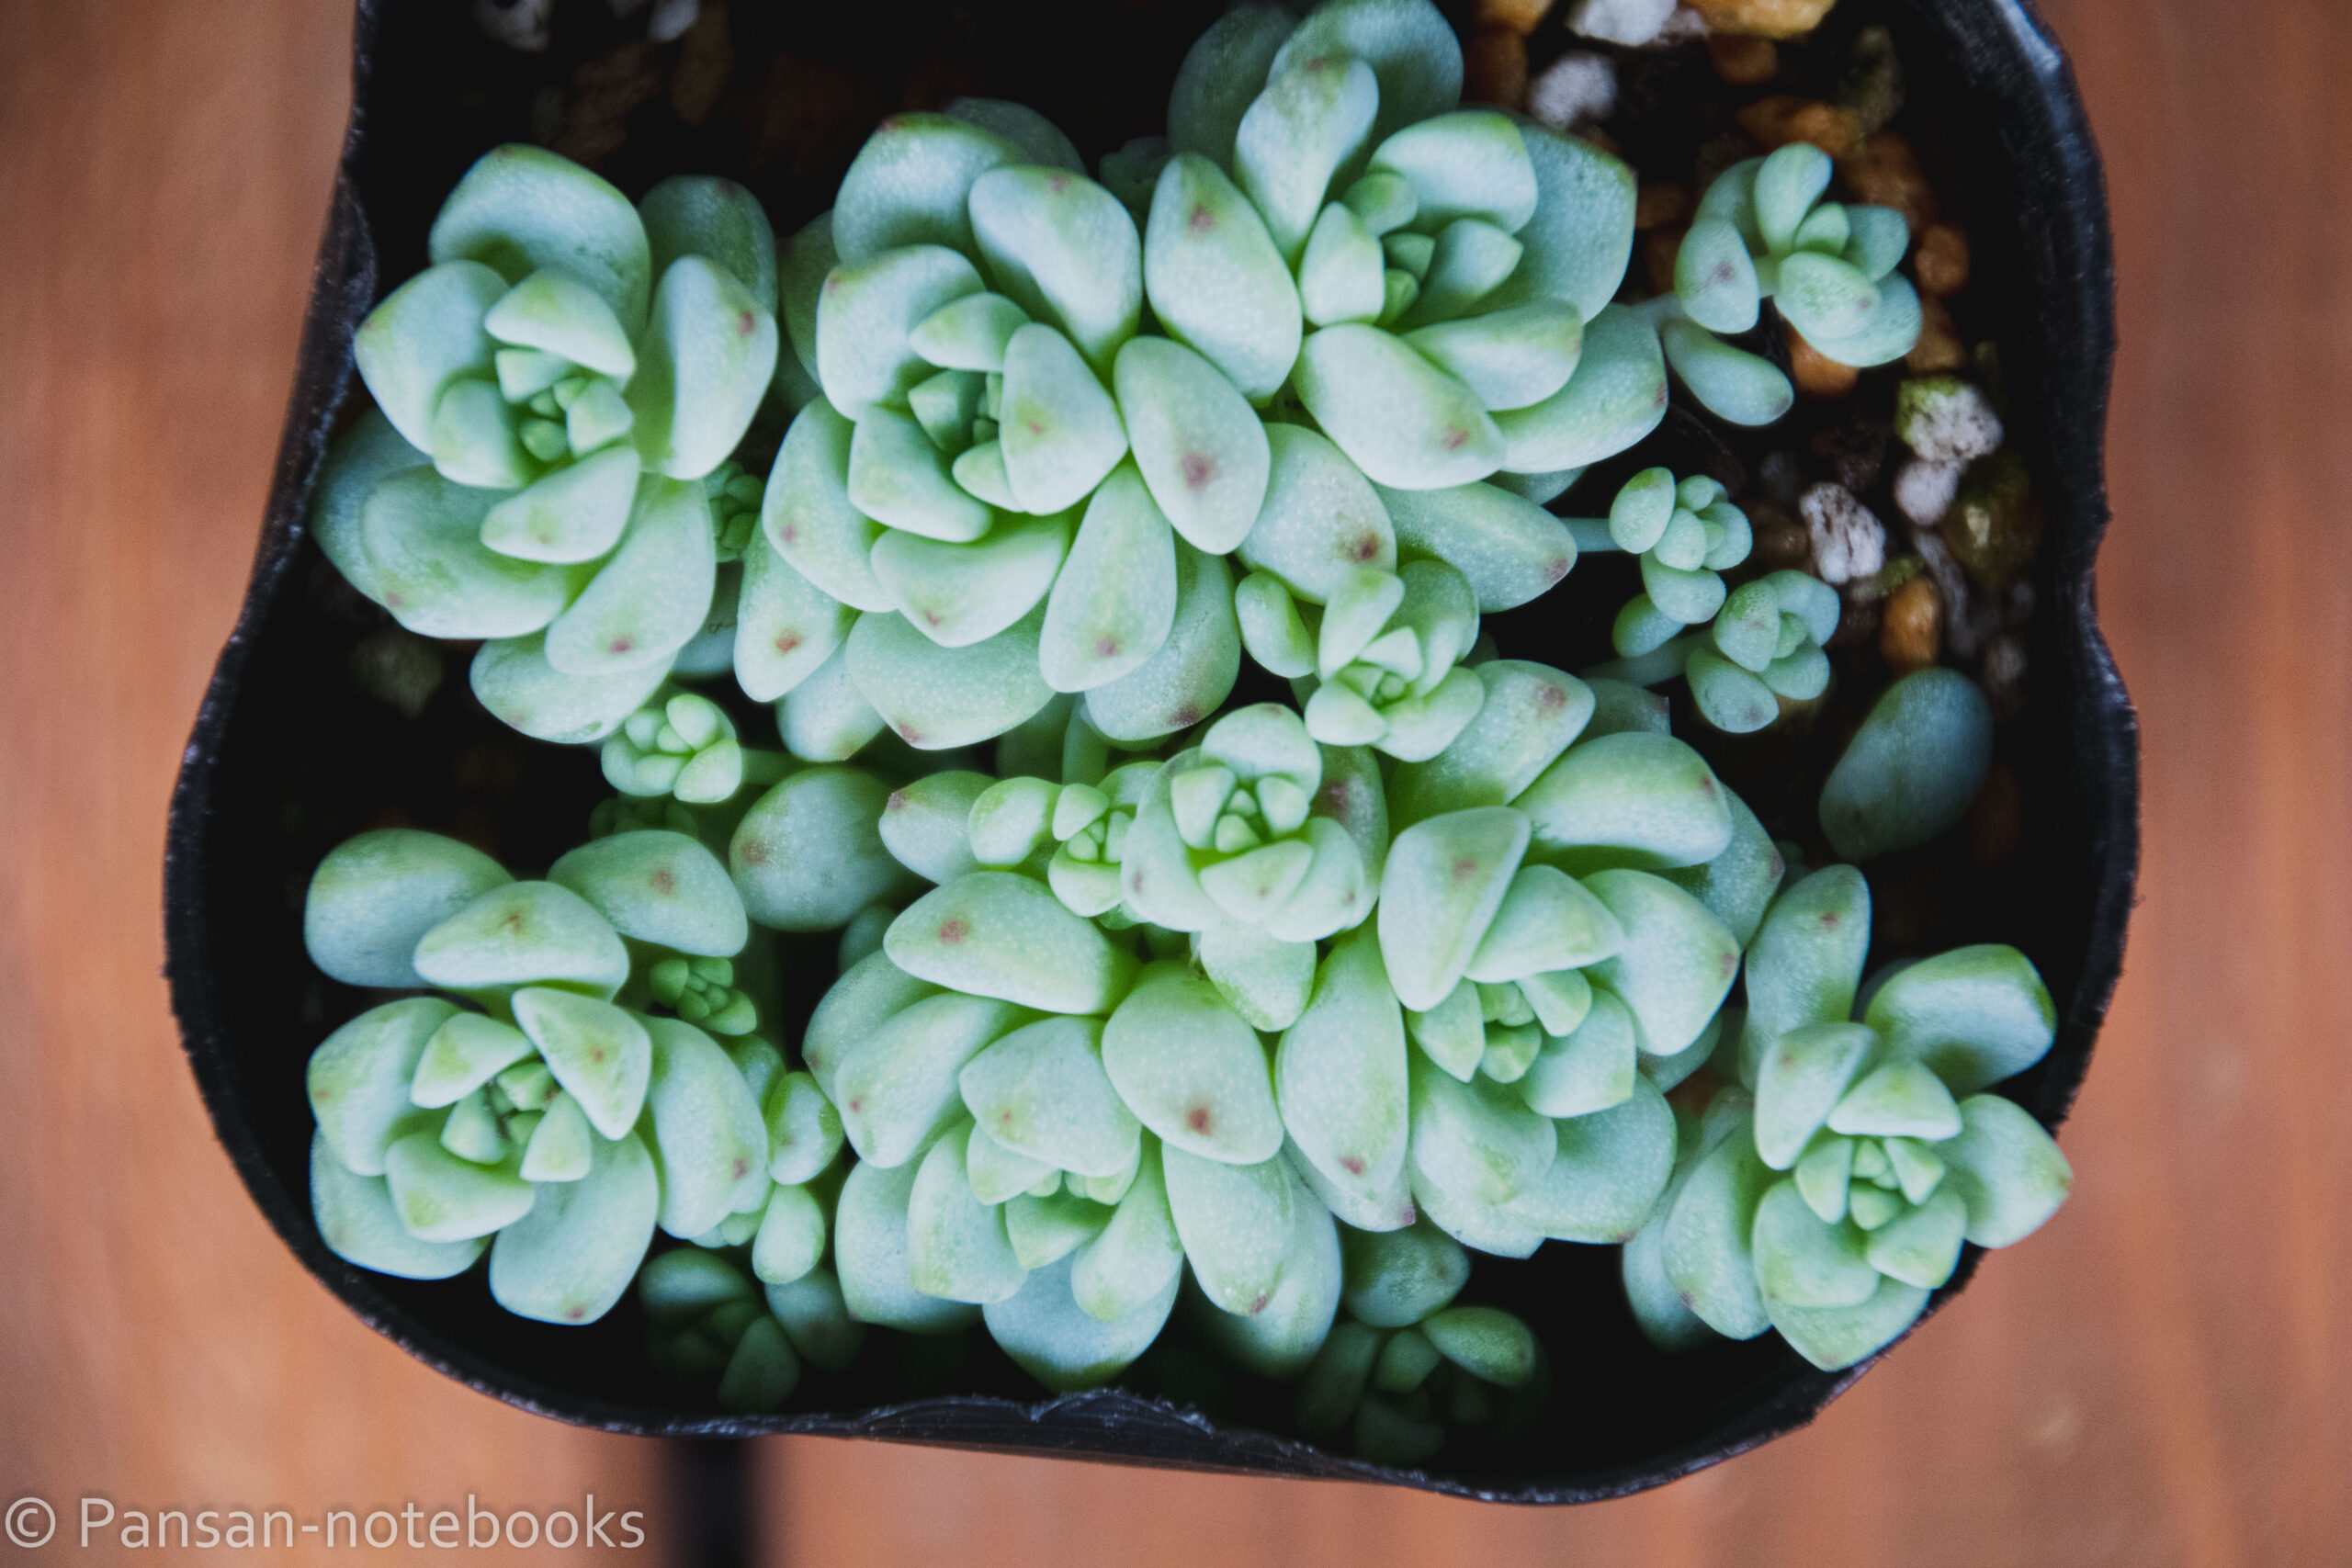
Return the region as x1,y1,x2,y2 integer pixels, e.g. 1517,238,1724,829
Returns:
887,871,1138,1015
1738,865,1871,1084
303,829,512,991
490,1128,661,1325
1275,931,1411,1213
987,1249,1181,1390
1293,324,1505,491
1040,465,1178,692
1273,0,1464,156
1819,670,1995,862
960,1015,1143,1179
1102,961,1283,1164
429,143,651,331
846,602,1057,749
1490,303,1668,474
1168,4,1299,169
1518,732,1734,874
834,1150,985,1333
1081,544,1241,743
729,766,911,931
1938,1094,2073,1247
311,1130,489,1279
817,244,986,420
1865,944,2058,1095
833,993,1026,1168
763,400,893,612
1235,51,1380,265
354,261,508,456
1114,336,1272,555
1144,154,1302,403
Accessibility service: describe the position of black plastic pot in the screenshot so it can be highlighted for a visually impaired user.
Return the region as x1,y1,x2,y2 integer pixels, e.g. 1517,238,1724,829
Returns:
164,0,2134,1503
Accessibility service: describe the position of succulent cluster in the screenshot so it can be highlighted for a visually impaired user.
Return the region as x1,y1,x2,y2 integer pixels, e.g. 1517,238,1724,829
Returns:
294,0,2038,1462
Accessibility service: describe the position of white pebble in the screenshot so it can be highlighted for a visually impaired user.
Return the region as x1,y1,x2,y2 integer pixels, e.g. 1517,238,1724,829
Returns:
1894,457,1965,528
649,0,700,39
1566,0,1678,48
1800,483,1886,585
475,0,553,50
1897,379,2005,463
1528,51,1621,129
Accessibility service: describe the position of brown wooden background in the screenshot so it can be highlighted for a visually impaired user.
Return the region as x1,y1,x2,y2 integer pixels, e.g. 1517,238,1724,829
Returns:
2,0,2343,1562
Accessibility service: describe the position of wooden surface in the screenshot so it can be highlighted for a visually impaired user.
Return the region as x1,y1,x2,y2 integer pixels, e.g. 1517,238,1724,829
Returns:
1,1,2343,1564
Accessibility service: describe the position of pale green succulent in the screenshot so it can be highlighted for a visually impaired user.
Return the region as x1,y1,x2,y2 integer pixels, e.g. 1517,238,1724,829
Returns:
1624,867,2071,1371
1632,141,1924,428
311,149,781,744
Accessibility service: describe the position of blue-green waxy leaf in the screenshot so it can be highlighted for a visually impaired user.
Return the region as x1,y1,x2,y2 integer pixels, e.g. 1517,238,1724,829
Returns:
506,988,648,1139
1659,792,1785,948
1167,3,1296,167
1738,864,1871,1084
360,468,574,638
304,829,511,990
847,405,995,542
308,998,458,1178
1082,544,1240,743
1293,324,1505,491
483,268,636,378
516,1091,594,1182
1114,336,1272,554
887,871,1137,1015
1403,302,1583,415
1072,1141,1185,1323
909,290,1029,372
309,410,426,604
969,166,1142,376
872,513,1069,651
1753,1175,1879,1308
1409,1053,1555,1206
1661,319,1795,428
969,1122,1056,1204
1516,986,1636,1119
1843,204,1910,281
834,993,1025,1169
735,538,854,701
430,143,651,331
383,1132,533,1243
1519,732,1734,874
1164,1145,1298,1316
1189,1180,1343,1378
1686,645,1780,733
800,951,939,1104
1276,0,1463,153
1774,251,1882,345
1299,201,1387,328
1377,480,1577,614
1276,931,1409,1210
1609,466,1678,552
1804,273,1924,368
1464,865,1624,984
1828,1056,1963,1140
1939,1094,2072,1247
779,212,836,381
1039,464,1176,691
832,112,1021,263
729,767,909,931
1376,807,1530,1011
311,1131,488,1279
1506,1074,1677,1243
1640,550,1728,626
965,775,1059,869
944,97,1082,173
489,1127,658,1325
355,261,507,455
1235,572,1315,678
411,1012,534,1111
835,1152,985,1333
1399,220,1521,328
817,244,986,421
1754,1021,1876,1169
764,1268,865,1371
1368,111,1535,233
1102,961,1283,1164
1420,1305,1537,1387
996,322,1129,513
1676,217,1762,334
750,1182,827,1287
908,1122,1028,1303
1485,119,1634,319
479,446,640,565
989,1247,1179,1391
548,829,745,957
1662,1115,1774,1338
639,175,779,313
542,475,715,676
1491,303,1668,473
1769,1271,1932,1371
1387,661,1591,825
1005,1190,1114,1270
1340,1219,1466,1327
847,602,1056,748
1866,945,2057,1095
1237,424,1396,604
1864,1185,1967,1290
1583,870,1741,1057
1144,154,1302,403
961,1015,1142,1179
1236,51,1379,265
1343,170,1419,236
1099,137,1177,223
764,400,892,613
1820,669,1995,862
764,1071,844,1188
1753,142,1833,255
1197,922,1317,1031
413,881,629,999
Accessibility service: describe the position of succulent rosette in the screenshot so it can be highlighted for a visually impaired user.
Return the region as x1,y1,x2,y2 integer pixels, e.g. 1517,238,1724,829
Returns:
751,0,1645,757
1577,467,1839,734
311,147,781,742
1623,868,2071,1371
300,823,786,1325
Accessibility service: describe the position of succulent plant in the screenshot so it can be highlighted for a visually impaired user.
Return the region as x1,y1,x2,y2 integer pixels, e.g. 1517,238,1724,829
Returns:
1576,467,1839,734
311,149,781,743
1623,867,2070,1370
1637,141,1924,427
